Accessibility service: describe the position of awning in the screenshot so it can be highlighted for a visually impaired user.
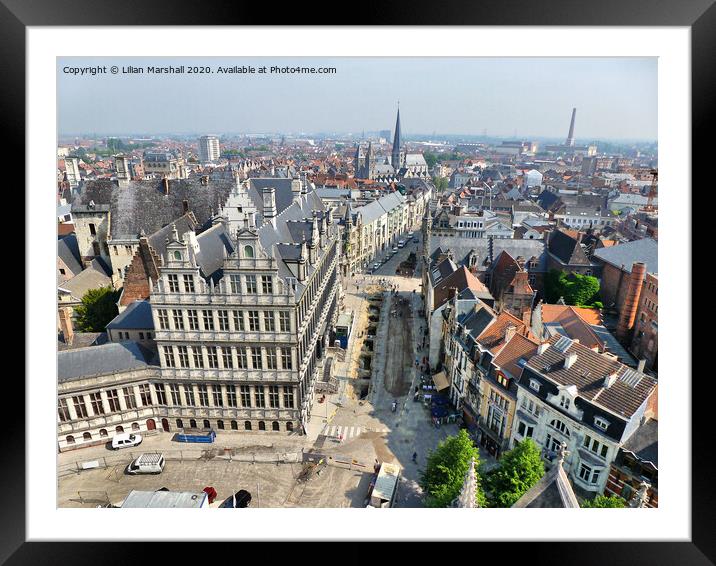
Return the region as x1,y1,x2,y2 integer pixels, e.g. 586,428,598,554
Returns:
432,371,450,391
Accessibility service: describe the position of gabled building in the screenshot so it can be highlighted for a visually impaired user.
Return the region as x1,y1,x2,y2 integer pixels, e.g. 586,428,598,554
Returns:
510,334,658,494
546,229,598,276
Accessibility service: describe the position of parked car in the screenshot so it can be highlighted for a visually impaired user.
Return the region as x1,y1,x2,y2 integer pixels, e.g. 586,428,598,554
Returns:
126,453,165,475
407,231,414,238
413,237,419,243
392,246,399,253
111,433,143,450
398,240,406,248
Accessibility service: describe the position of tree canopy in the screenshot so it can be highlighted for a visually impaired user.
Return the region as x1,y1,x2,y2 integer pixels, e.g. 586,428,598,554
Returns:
484,438,545,507
581,495,627,508
74,286,121,332
420,429,485,507
544,269,602,307
432,176,449,192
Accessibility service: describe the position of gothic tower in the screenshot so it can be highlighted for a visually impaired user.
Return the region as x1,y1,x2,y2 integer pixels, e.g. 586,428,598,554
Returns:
364,141,373,179
391,107,402,170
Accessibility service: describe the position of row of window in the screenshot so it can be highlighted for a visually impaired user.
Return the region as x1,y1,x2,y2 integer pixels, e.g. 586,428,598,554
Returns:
166,273,274,295
157,308,291,333
58,383,296,422
161,345,293,371
116,331,153,340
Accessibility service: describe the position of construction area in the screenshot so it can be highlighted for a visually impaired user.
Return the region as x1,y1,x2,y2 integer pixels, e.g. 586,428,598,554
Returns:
58,449,373,508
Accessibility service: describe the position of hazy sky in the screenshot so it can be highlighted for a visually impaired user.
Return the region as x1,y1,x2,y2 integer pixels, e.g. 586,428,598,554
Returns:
58,57,657,141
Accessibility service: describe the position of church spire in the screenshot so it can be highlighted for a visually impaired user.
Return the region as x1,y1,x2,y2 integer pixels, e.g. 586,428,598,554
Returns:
391,104,402,169
455,457,479,508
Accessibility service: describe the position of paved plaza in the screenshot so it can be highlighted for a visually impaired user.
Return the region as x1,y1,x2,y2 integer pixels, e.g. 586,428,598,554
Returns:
58,233,495,508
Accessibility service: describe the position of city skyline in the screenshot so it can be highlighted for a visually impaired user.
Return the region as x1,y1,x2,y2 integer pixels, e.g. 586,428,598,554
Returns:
58,57,657,141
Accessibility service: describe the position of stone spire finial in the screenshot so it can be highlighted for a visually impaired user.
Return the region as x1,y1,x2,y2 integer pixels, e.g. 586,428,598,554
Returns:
557,442,570,465
629,481,651,508
455,457,479,508
171,223,179,242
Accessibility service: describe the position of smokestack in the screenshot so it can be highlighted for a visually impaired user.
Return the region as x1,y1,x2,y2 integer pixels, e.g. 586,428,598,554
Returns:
58,307,74,345
566,107,576,147
616,262,647,342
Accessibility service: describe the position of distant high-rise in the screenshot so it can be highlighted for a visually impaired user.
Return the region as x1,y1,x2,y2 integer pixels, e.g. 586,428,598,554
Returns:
565,108,577,147
391,107,403,168
198,135,221,162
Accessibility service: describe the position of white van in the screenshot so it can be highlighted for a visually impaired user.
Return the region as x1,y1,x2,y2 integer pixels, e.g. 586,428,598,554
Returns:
111,432,143,450
126,453,165,475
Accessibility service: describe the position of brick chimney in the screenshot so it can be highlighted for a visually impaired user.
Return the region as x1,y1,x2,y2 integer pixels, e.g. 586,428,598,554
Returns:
58,306,74,345
616,262,647,343
504,324,517,343
162,177,170,196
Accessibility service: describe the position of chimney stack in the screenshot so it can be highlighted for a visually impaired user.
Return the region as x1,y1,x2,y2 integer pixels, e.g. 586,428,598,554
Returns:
616,262,647,342
58,307,74,345
182,199,189,215
637,359,646,373
564,353,578,369
262,187,276,220
162,177,170,196
504,324,517,343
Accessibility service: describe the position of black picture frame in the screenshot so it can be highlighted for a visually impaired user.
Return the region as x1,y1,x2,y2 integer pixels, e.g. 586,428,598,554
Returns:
6,0,710,563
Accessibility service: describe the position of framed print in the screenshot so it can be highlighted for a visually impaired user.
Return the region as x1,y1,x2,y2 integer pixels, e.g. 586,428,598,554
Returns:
5,0,712,563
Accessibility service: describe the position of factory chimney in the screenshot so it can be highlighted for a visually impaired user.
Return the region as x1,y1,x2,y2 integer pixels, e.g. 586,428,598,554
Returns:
616,262,647,343
565,107,577,147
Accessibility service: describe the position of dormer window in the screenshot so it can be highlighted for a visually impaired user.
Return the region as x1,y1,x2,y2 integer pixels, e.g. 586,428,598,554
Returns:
173,250,182,261
594,416,610,431
244,245,254,258
559,395,570,410
529,379,540,392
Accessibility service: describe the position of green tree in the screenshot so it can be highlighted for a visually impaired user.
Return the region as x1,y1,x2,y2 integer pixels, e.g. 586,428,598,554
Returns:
420,429,485,507
75,286,120,332
432,176,449,192
581,495,627,508
423,152,438,169
485,438,545,507
544,269,602,307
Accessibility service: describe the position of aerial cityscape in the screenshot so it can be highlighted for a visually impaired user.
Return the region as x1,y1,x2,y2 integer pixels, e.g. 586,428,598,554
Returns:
56,57,658,509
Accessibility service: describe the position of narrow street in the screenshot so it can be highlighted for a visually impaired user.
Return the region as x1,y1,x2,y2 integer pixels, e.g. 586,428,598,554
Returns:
315,231,462,507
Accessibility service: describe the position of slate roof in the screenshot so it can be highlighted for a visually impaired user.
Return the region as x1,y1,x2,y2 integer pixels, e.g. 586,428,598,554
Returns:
511,459,579,508
592,238,658,275
246,178,297,219
57,234,82,277
195,223,234,281
147,213,199,260
621,418,658,467
428,237,547,272
548,230,592,266
525,335,657,419
58,341,158,382
73,177,236,238
106,300,154,330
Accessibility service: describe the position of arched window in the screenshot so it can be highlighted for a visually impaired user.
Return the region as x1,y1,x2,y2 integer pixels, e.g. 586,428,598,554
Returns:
286,422,294,432
83,432,92,441
244,245,254,258
99,429,108,438
217,420,225,430
272,421,280,431
231,420,238,430
66,435,75,445
176,419,183,429
244,421,252,431
203,419,210,429
115,425,124,433
549,419,571,437
190,419,197,428
131,422,140,431
173,250,182,260
258,421,266,431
